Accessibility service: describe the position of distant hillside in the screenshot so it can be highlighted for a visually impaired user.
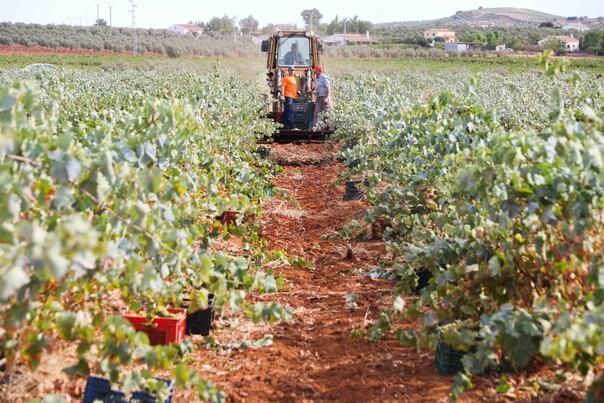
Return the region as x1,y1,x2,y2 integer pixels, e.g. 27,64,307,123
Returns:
444,7,562,26
378,7,565,29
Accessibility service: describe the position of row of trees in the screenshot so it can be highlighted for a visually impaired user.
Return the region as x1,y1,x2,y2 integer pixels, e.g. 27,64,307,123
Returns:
195,10,372,36
460,28,604,54
299,9,373,35
0,22,257,57
581,30,604,55
1,20,601,57
376,24,604,54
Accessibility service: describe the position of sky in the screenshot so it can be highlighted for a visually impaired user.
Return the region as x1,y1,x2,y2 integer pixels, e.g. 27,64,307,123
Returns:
0,0,602,28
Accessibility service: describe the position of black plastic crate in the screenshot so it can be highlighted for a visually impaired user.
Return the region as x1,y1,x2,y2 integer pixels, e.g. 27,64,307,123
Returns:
82,377,126,403
82,376,174,403
413,270,433,294
131,381,175,403
435,341,466,375
185,294,215,336
344,180,364,201
255,146,270,159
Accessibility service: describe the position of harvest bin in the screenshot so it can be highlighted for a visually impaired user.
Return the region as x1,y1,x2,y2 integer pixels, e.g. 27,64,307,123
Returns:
343,180,364,201
82,376,175,403
122,307,186,346
435,341,466,375
413,270,433,294
184,294,215,336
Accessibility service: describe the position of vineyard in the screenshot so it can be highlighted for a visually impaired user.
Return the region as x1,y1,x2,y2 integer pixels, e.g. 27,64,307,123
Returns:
331,55,604,400
0,55,603,401
0,68,284,401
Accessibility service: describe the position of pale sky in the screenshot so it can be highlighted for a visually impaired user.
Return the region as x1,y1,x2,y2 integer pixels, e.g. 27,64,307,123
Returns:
0,0,602,28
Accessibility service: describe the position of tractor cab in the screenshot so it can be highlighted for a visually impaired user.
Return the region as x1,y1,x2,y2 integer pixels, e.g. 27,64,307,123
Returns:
261,31,333,142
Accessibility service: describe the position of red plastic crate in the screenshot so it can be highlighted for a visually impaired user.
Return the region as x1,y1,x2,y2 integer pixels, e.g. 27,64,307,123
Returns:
122,307,186,346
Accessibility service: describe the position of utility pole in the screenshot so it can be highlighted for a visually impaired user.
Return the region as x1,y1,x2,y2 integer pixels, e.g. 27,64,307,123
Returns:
100,1,114,27
97,3,99,22
129,0,138,54
343,18,347,46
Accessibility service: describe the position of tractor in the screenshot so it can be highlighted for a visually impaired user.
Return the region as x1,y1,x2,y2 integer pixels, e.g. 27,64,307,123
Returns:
261,31,334,142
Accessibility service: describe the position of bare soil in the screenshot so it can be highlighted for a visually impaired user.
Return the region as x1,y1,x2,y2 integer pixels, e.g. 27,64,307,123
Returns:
178,142,492,402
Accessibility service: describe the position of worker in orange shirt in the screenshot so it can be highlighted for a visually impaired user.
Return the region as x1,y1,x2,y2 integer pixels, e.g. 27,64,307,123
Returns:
280,66,299,130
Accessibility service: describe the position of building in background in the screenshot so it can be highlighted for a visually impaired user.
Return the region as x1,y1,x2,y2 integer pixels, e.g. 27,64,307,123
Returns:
562,22,591,32
167,24,204,36
424,28,457,43
538,34,580,52
444,42,468,54
323,32,376,46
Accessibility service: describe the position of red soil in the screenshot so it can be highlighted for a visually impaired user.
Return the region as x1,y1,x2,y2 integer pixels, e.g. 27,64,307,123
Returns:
177,143,491,402
0,44,161,57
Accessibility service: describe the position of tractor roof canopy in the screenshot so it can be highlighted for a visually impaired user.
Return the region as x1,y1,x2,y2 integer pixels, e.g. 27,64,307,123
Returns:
262,31,323,70
277,36,310,66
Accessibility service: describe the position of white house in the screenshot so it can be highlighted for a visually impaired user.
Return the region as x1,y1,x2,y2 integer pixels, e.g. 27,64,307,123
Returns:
323,32,376,46
538,35,580,52
562,23,590,32
167,24,204,36
444,42,468,54
423,28,456,43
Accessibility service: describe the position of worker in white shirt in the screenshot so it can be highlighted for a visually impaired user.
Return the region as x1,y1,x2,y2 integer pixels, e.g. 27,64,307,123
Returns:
312,65,331,130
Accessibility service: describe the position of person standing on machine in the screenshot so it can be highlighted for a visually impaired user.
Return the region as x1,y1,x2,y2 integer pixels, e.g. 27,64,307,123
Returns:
312,65,331,130
281,65,298,130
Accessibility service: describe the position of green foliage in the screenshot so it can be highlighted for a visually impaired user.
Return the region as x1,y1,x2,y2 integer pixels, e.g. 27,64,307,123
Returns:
206,16,237,35
375,24,572,52
326,16,373,36
301,9,323,28
0,69,281,399
580,30,604,55
543,38,568,55
332,53,604,397
239,16,259,36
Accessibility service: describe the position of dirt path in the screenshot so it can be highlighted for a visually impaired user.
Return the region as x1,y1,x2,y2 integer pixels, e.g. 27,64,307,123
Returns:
184,143,471,402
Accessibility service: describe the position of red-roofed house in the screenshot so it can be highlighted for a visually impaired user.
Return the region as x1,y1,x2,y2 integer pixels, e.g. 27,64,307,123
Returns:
324,32,376,46
167,24,204,36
